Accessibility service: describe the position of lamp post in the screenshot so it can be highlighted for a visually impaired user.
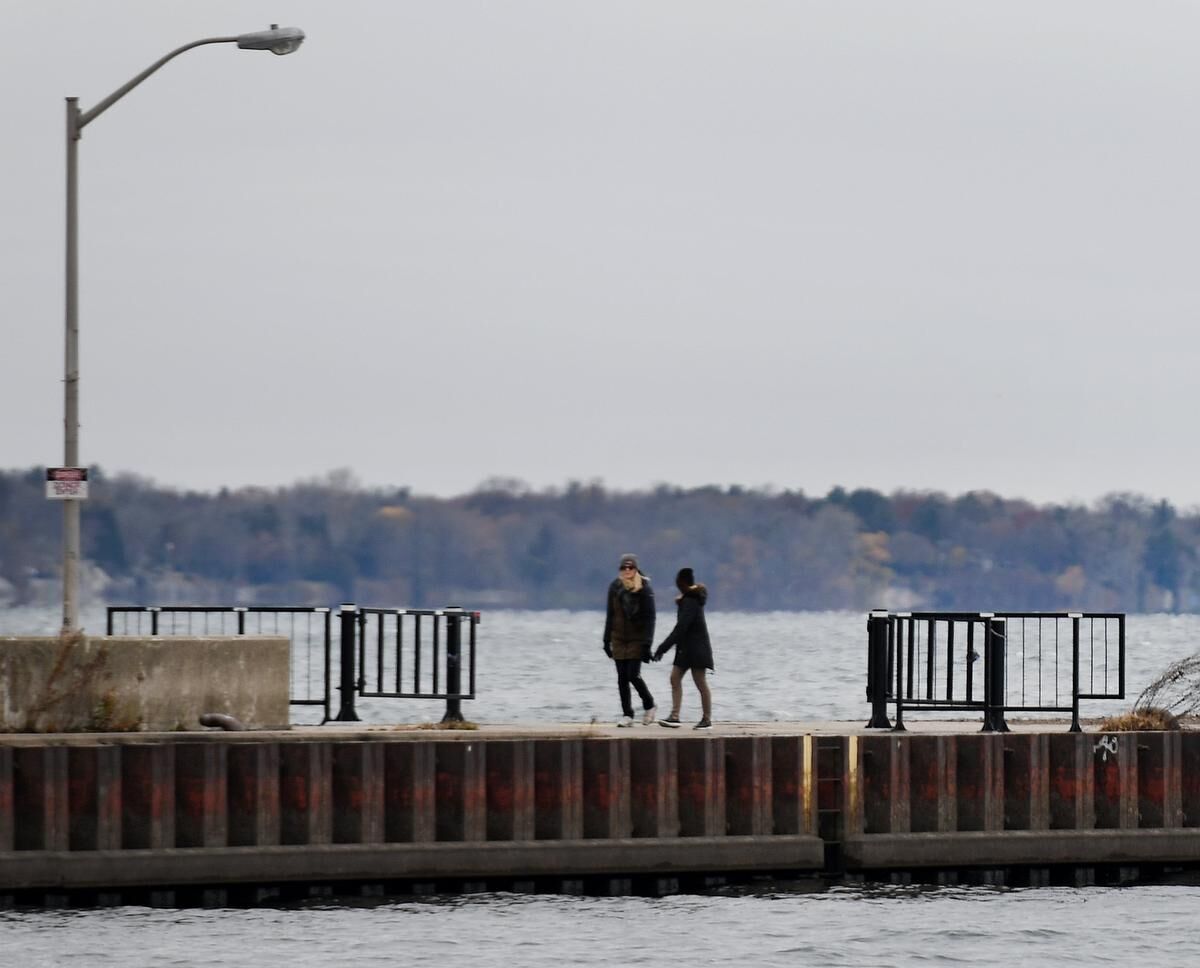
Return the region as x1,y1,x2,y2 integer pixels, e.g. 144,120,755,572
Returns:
60,25,305,634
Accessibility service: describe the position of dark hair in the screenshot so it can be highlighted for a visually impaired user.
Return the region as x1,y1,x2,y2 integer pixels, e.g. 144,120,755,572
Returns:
675,567,695,588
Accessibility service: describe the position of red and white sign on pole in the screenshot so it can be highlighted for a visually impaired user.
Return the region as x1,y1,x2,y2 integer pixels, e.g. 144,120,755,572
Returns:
46,466,89,500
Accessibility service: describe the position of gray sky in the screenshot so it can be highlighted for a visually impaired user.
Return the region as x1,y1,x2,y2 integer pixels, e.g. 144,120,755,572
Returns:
4,2,1200,506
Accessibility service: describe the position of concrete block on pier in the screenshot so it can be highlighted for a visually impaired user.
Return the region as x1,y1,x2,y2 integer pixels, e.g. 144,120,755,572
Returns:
0,635,289,732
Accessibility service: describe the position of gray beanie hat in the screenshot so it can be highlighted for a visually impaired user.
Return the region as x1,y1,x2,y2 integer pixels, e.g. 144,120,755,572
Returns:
618,553,640,571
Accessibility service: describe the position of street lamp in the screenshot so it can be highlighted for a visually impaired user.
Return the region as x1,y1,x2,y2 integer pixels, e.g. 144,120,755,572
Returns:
60,25,305,634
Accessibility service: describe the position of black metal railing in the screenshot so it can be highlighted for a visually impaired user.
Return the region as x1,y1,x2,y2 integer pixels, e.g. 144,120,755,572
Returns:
865,610,1125,732
106,603,481,725
107,605,333,720
350,606,479,723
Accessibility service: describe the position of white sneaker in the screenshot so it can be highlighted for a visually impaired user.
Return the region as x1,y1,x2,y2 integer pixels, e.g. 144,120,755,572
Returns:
616,715,634,727
642,706,658,726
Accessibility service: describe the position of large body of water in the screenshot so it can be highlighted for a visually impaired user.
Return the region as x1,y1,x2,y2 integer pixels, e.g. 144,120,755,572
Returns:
4,883,1200,968
4,606,1200,965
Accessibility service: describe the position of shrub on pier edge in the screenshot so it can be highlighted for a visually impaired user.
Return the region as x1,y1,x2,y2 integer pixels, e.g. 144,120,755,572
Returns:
1098,706,1181,731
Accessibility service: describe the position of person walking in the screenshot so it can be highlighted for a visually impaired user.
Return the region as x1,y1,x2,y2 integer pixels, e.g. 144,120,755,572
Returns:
602,553,657,727
653,567,714,729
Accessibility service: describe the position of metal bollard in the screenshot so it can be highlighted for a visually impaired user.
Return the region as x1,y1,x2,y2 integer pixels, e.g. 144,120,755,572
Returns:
865,611,892,729
981,616,1010,732
334,603,360,722
439,606,465,725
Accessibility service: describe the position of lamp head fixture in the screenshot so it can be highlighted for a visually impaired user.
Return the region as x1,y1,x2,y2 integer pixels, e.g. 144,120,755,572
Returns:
236,24,305,55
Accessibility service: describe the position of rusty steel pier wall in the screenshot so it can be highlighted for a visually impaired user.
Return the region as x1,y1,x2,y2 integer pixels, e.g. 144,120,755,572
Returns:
850,730,1200,885
2,727,1200,902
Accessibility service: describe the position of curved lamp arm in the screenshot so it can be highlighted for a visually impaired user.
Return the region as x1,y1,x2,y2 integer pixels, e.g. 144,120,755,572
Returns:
78,37,239,131
76,26,304,132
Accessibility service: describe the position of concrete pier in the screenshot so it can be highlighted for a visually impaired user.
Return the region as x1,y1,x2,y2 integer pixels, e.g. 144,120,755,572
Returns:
2,722,1199,902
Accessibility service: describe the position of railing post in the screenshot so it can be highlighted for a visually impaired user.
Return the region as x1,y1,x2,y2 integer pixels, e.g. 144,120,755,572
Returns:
1118,613,1126,701
893,613,907,732
982,615,1010,732
322,608,333,724
865,610,892,728
335,603,360,723
439,606,465,725
965,619,976,700
469,611,478,697
1069,613,1082,732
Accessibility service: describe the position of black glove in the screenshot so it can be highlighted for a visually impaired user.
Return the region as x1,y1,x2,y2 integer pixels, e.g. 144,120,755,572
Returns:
603,642,613,658
653,646,666,662
641,643,652,663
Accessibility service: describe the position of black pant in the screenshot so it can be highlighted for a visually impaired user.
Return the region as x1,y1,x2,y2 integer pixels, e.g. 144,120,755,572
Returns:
615,658,655,718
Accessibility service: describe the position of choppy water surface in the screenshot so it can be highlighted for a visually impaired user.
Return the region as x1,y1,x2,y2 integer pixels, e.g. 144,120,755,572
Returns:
4,607,1200,962
4,883,1200,968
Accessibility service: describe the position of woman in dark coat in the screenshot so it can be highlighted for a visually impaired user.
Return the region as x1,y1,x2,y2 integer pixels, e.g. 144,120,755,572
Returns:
653,567,713,729
602,553,657,727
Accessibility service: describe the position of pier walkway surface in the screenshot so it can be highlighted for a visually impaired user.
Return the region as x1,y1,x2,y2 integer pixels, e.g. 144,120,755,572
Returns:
2,718,1198,904
0,716,1108,745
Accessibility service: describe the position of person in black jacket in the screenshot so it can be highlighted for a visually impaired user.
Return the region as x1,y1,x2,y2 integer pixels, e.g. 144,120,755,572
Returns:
653,567,714,729
602,553,657,727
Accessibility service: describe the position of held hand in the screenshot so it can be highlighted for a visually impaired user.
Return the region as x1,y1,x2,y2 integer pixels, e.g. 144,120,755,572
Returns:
603,643,613,658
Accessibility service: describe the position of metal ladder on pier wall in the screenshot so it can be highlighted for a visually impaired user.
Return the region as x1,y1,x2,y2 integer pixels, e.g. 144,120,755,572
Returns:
816,737,846,874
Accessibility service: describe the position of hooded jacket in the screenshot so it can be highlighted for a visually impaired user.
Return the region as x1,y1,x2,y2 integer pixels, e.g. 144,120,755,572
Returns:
654,584,714,670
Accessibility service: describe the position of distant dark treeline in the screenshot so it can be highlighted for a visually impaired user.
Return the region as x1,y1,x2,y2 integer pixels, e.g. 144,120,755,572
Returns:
0,468,1194,612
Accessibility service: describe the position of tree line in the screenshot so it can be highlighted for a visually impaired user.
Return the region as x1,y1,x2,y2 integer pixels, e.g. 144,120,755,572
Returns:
0,467,1194,613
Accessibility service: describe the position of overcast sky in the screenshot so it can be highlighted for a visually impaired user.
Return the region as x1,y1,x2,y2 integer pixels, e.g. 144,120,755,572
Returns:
4,2,1200,506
